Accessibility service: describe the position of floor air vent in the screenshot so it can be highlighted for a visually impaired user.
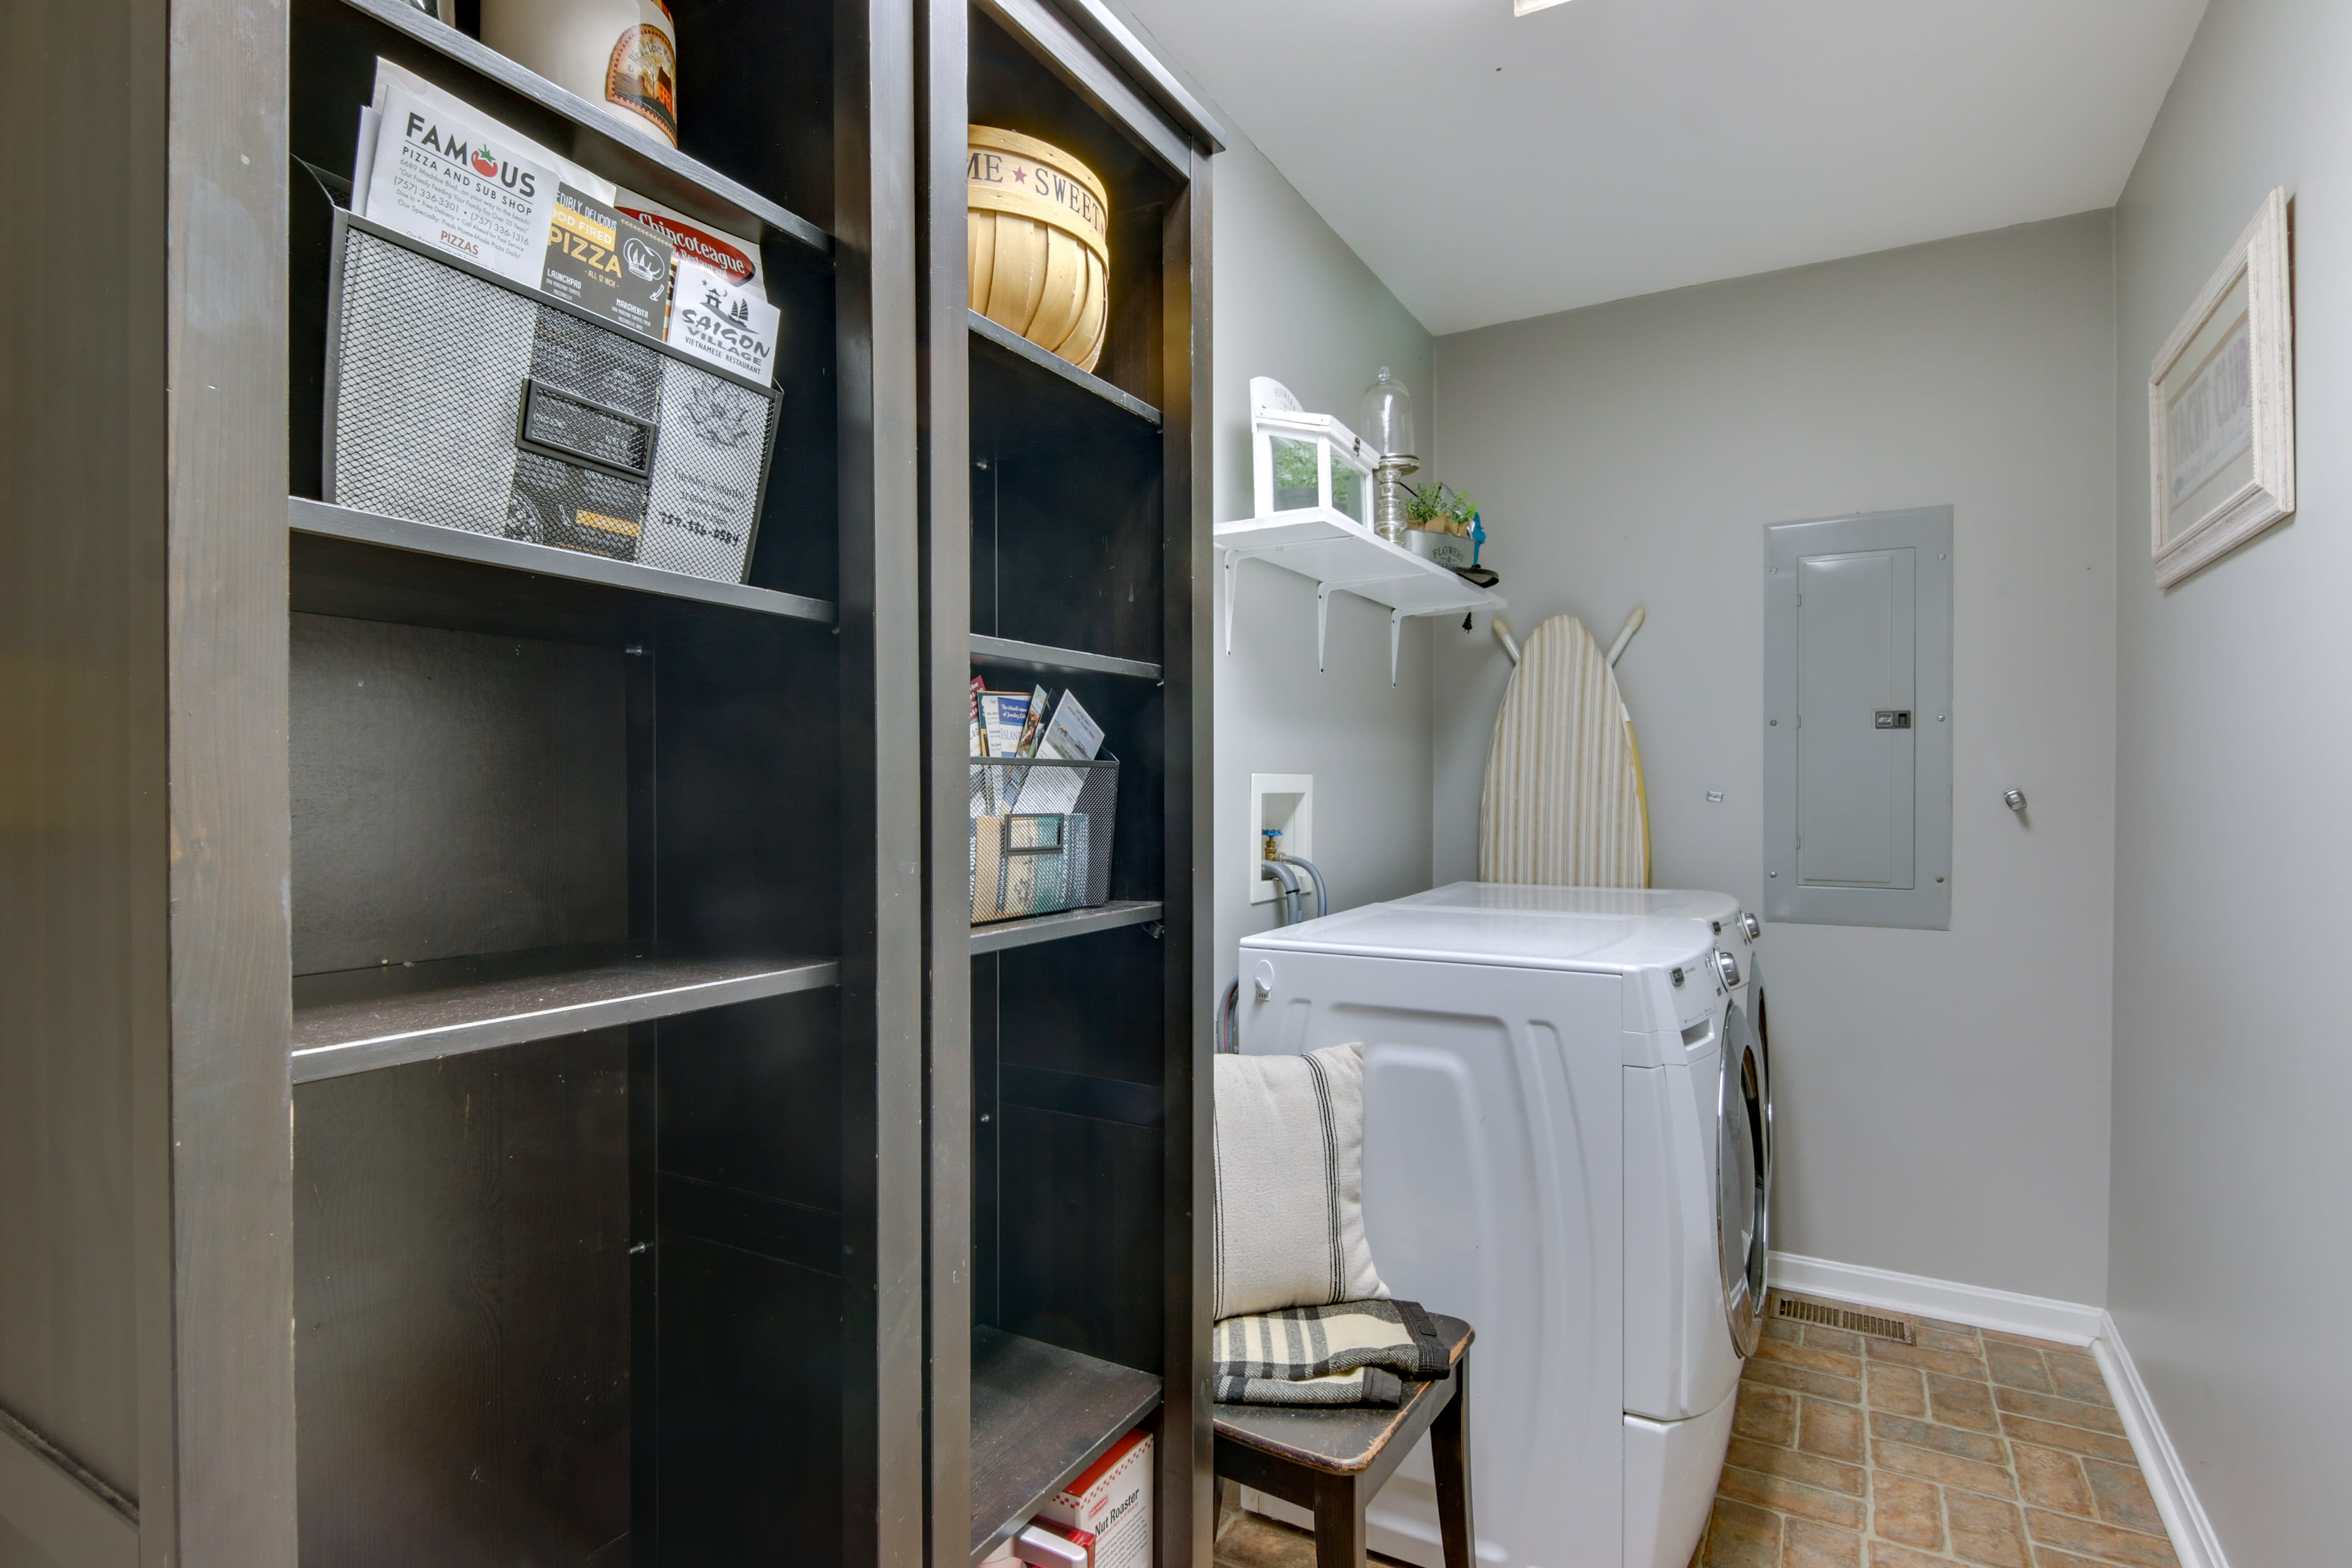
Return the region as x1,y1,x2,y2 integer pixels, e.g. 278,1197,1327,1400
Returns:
1774,1295,1915,1344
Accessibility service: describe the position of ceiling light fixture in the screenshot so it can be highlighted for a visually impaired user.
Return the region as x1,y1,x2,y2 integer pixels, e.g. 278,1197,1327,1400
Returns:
1513,0,1573,13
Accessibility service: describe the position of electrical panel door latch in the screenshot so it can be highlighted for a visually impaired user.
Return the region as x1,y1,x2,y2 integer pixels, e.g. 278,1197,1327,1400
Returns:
1874,710,1913,729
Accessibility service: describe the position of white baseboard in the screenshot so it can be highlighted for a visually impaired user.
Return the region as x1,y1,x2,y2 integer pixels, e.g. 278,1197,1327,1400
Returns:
1767,1251,2228,1568
2092,1314,2231,1568
1767,1250,2105,1345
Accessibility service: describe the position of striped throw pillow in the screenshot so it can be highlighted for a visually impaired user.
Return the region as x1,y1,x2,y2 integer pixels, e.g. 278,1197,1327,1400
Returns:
1212,1043,1389,1319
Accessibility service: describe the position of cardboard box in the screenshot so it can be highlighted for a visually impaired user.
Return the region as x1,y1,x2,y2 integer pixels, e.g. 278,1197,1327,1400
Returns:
1014,1518,1094,1568
1037,1429,1151,1568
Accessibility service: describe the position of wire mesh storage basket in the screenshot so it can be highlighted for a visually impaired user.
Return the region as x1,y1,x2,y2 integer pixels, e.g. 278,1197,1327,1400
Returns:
325,210,780,582
968,756,1118,922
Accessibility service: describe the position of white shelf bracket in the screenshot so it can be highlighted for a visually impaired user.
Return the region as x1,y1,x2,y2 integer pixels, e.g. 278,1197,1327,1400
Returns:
1389,609,1404,684
1316,583,1332,671
1222,549,1239,654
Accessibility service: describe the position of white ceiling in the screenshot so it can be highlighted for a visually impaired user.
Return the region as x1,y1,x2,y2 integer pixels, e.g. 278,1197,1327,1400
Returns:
1117,0,2207,334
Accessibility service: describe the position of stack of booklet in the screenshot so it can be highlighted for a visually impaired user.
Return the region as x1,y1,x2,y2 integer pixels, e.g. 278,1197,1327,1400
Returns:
970,677,1106,816
348,58,778,383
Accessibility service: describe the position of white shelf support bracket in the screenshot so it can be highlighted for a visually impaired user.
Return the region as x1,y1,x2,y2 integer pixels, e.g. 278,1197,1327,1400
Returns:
1222,550,1239,654
1316,583,1333,671
1389,609,1403,685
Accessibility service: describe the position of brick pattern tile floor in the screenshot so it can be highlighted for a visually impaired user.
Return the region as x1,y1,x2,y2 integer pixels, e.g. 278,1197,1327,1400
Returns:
1695,1294,2180,1568
1205,1292,2181,1568
1213,1502,1419,1568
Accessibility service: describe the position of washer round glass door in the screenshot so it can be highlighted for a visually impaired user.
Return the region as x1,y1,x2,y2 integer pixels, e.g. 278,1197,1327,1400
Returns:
1717,997,1771,1356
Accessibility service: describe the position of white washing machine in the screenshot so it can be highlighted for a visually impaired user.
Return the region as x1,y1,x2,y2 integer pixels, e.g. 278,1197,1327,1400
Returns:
1235,887,1773,1568
1390,884,1771,1068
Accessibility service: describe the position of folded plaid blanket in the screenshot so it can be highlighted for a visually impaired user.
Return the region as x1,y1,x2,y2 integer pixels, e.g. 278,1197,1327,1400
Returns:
1213,1298,1449,1407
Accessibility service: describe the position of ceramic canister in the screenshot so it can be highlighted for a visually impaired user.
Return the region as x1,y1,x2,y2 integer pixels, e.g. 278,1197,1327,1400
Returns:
483,0,679,147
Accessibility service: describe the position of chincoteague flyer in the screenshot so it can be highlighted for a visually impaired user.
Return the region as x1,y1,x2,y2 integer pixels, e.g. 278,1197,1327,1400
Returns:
363,82,562,286
617,189,767,292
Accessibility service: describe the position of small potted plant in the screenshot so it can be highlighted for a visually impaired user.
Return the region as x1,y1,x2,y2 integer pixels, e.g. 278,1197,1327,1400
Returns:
1401,481,1476,568
1272,437,1321,512
1442,488,1477,537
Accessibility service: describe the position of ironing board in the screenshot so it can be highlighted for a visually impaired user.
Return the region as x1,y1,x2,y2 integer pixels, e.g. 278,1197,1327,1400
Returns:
1479,614,1649,888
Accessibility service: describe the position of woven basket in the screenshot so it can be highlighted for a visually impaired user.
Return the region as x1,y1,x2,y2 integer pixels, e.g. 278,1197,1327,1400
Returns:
967,126,1109,373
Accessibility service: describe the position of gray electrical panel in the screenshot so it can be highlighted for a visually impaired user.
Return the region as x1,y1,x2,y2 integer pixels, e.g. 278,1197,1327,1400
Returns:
1763,507,1953,929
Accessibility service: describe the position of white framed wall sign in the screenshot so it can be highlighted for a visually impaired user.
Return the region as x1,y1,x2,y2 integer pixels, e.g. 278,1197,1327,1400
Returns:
2149,186,2294,587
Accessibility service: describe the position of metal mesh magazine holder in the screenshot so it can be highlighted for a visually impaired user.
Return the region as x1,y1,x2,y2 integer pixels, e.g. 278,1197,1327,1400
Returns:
325,209,780,581
968,755,1119,922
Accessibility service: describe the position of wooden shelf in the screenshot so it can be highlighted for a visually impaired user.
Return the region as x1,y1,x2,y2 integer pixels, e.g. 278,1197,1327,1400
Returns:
969,1327,1162,1562
970,310,1161,429
971,635,1159,682
291,952,840,1082
291,498,838,627
970,900,1162,955
333,0,829,258
1215,507,1507,680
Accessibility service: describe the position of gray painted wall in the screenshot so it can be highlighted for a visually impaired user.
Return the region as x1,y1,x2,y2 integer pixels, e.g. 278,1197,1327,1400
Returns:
2110,0,2352,1559
1210,132,1436,1003
1429,215,2120,1303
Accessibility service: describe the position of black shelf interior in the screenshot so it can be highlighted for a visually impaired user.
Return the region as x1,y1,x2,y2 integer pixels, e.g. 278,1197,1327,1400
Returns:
295,498,838,628
286,563,841,984
969,407,1163,667
291,523,839,655
321,0,833,247
287,589,848,1562
972,920,1169,1380
965,6,1180,673
287,209,845,1565
295,1029,638,1568
969,633,1159,682
969,6,1179,413
970,311,1160,429
969,900,1161,956
289,0,842,607
295,984,849,1567
291,948,840,1082
968,1327,1162,1561
963,8,1186,1534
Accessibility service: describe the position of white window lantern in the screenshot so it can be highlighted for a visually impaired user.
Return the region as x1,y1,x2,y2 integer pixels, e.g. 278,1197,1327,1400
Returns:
1250,377,1376,529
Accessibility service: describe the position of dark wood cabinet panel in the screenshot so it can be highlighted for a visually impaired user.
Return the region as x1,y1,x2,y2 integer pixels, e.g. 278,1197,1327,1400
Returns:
290,614,632,974
935,7,1212,1566
293,1033,633,1568
646,1235,843,1565
4,0,1203,1560
997,1104,1166,1374
655,988,846,1217
968,1329,1159,1559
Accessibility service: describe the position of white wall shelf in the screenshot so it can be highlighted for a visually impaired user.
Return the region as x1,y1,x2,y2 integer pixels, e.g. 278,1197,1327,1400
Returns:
1214,507,1505,682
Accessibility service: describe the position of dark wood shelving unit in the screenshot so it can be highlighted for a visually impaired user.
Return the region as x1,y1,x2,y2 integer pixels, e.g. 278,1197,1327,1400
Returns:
927,5,1221,1567
970,309,1163,426
322,0,831,258
970,900,1164,956
291,951,841,1082
293,498,839,626
970,1328,1164,1559
271,0,906,1560
971,633,1161,681
9,0,1204,1560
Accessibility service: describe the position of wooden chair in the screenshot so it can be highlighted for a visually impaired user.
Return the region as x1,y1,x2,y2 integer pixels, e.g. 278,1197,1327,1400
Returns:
1212,1314,1476,1568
